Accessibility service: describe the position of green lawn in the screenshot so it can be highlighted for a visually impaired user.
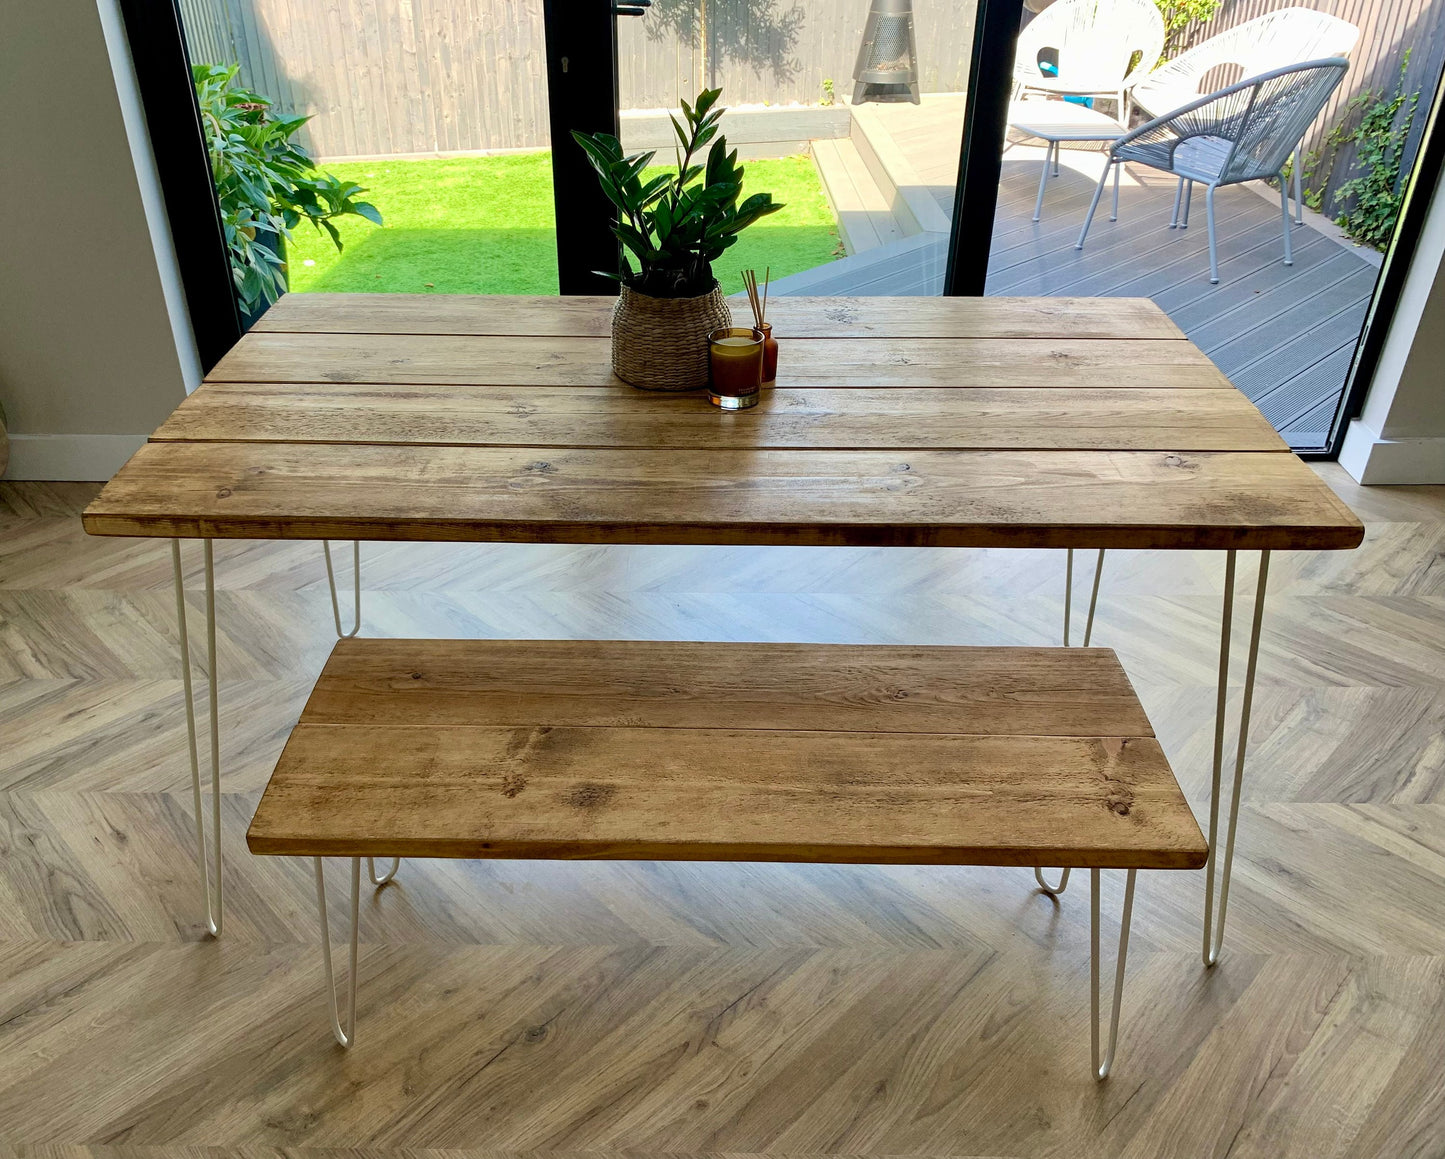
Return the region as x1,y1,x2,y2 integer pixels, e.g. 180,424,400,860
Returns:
285,151,842,297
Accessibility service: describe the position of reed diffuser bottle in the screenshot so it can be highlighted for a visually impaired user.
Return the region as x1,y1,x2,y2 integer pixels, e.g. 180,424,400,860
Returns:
743,268,778,385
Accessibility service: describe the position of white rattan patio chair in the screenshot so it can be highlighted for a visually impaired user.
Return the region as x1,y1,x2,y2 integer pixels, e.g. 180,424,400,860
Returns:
1132,8,1360,222
1012,0,1164,121
1074,59,1349,284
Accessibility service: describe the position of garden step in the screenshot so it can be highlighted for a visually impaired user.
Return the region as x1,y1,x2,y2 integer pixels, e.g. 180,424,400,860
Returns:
811,137,908,255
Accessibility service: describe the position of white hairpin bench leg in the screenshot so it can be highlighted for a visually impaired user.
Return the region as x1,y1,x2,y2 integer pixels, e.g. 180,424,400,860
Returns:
1035,866,1072,894
1204,550,1270,966
314,856,361,1047
323,541,362,639
368,858,400,885
172,539,223,937
1091,866,1137,1080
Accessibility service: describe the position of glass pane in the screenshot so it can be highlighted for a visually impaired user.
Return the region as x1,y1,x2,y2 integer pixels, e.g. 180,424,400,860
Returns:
986,0,1444,451
174,0,558,325
614,0,978,297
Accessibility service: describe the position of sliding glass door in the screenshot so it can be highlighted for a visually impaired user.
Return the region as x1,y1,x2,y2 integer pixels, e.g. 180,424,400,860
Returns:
122,0,1024,370
981,0,1445,454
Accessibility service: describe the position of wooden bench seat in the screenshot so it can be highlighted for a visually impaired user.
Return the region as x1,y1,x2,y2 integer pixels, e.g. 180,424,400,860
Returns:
247,639,1207,870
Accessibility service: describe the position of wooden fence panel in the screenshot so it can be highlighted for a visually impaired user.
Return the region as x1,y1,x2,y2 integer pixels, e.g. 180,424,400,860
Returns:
179,0,974,157
180,0,1433,210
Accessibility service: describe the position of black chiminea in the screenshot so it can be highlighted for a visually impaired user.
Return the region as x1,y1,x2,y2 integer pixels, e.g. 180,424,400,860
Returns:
851,0,921,104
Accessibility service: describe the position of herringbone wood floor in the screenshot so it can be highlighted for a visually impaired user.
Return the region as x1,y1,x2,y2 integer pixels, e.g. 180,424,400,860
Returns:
2,468,1444,1158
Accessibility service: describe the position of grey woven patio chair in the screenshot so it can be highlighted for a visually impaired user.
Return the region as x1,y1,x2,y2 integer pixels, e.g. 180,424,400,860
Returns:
1131,9,1359,224
1074,59,1348,284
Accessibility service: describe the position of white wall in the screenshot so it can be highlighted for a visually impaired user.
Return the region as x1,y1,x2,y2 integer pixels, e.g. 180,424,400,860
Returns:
1339,171,1445,484
0,0,200,481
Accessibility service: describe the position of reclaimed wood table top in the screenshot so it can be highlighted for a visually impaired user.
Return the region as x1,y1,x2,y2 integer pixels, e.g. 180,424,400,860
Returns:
246,638,1209,869
82,294,1364,551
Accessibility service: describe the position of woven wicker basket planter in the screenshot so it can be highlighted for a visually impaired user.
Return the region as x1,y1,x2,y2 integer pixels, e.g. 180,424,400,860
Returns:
611,281,733,391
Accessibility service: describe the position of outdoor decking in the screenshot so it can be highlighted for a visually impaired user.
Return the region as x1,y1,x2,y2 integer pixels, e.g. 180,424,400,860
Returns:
780,95,1381,450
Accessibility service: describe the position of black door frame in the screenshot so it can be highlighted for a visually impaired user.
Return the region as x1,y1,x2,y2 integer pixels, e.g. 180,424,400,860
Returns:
945,0,1025,295
116,0,240,375
541,0,623,295
1319,62,1445,460
125,0,1028,369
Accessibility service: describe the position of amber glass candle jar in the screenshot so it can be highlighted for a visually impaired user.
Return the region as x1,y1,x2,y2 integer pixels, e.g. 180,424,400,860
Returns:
757,322,779,385
707,327,764,410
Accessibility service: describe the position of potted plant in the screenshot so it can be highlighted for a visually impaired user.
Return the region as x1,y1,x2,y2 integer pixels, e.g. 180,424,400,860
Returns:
194,64,382,325
573,89,784,391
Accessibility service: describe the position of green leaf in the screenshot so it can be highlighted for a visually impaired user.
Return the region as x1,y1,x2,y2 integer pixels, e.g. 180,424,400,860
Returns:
637,174,672,208
693,88,722,122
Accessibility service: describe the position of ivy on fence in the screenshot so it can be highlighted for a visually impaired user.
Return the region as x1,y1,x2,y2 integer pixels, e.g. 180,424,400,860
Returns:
1298,53,1421,251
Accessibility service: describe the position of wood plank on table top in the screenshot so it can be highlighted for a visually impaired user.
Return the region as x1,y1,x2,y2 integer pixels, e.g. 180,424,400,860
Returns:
300,638,1156,738
82,442,1366,550
246,726,1203,867
249,293,1186,341
248,637,1203,867
153,383,1288,452
206,333,1231,390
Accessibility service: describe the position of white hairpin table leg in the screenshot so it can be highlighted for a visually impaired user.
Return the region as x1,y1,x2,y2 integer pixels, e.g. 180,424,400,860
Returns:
1203,550,1271,966
1091,866,1137,1080
323,542,400,887
314,856,361,1047
1083,547,1105,647
172,539,223,937
1042,548,1106,897
1063,547,1106,648
323,540,362,639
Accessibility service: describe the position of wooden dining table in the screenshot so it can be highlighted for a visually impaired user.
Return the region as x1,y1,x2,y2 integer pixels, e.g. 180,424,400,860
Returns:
82,292,1363,958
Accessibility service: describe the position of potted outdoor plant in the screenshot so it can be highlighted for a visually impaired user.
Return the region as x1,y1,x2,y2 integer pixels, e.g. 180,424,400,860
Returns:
573,89,783,391
194,64,382,326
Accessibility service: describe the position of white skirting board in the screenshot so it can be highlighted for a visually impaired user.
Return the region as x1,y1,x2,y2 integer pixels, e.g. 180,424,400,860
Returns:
1338,418,1445,484
3,434,147,482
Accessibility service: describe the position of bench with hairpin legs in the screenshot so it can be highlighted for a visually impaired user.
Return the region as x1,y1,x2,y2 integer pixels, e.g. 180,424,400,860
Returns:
247,637,1207,1079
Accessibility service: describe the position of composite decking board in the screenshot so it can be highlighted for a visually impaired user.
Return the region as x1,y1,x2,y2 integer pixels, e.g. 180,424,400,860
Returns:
1157,233,1338,324
1191,262,1374,364
1111,226,1337,311
81,442,1364,550
1229,300,1371,399
989,195,1270,286
205,334,1228,390
768,102,1374,446
768,235,946,297
986,184,1269,290
989,172,1375,453
1264,344,1360,435
152,384,1288,452
1279,393,1340,448
250,293,1184,341
991,195,1284,300
247,638,1207,868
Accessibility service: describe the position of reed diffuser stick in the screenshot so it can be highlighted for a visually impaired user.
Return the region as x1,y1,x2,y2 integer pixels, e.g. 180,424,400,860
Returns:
742,269,766,329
